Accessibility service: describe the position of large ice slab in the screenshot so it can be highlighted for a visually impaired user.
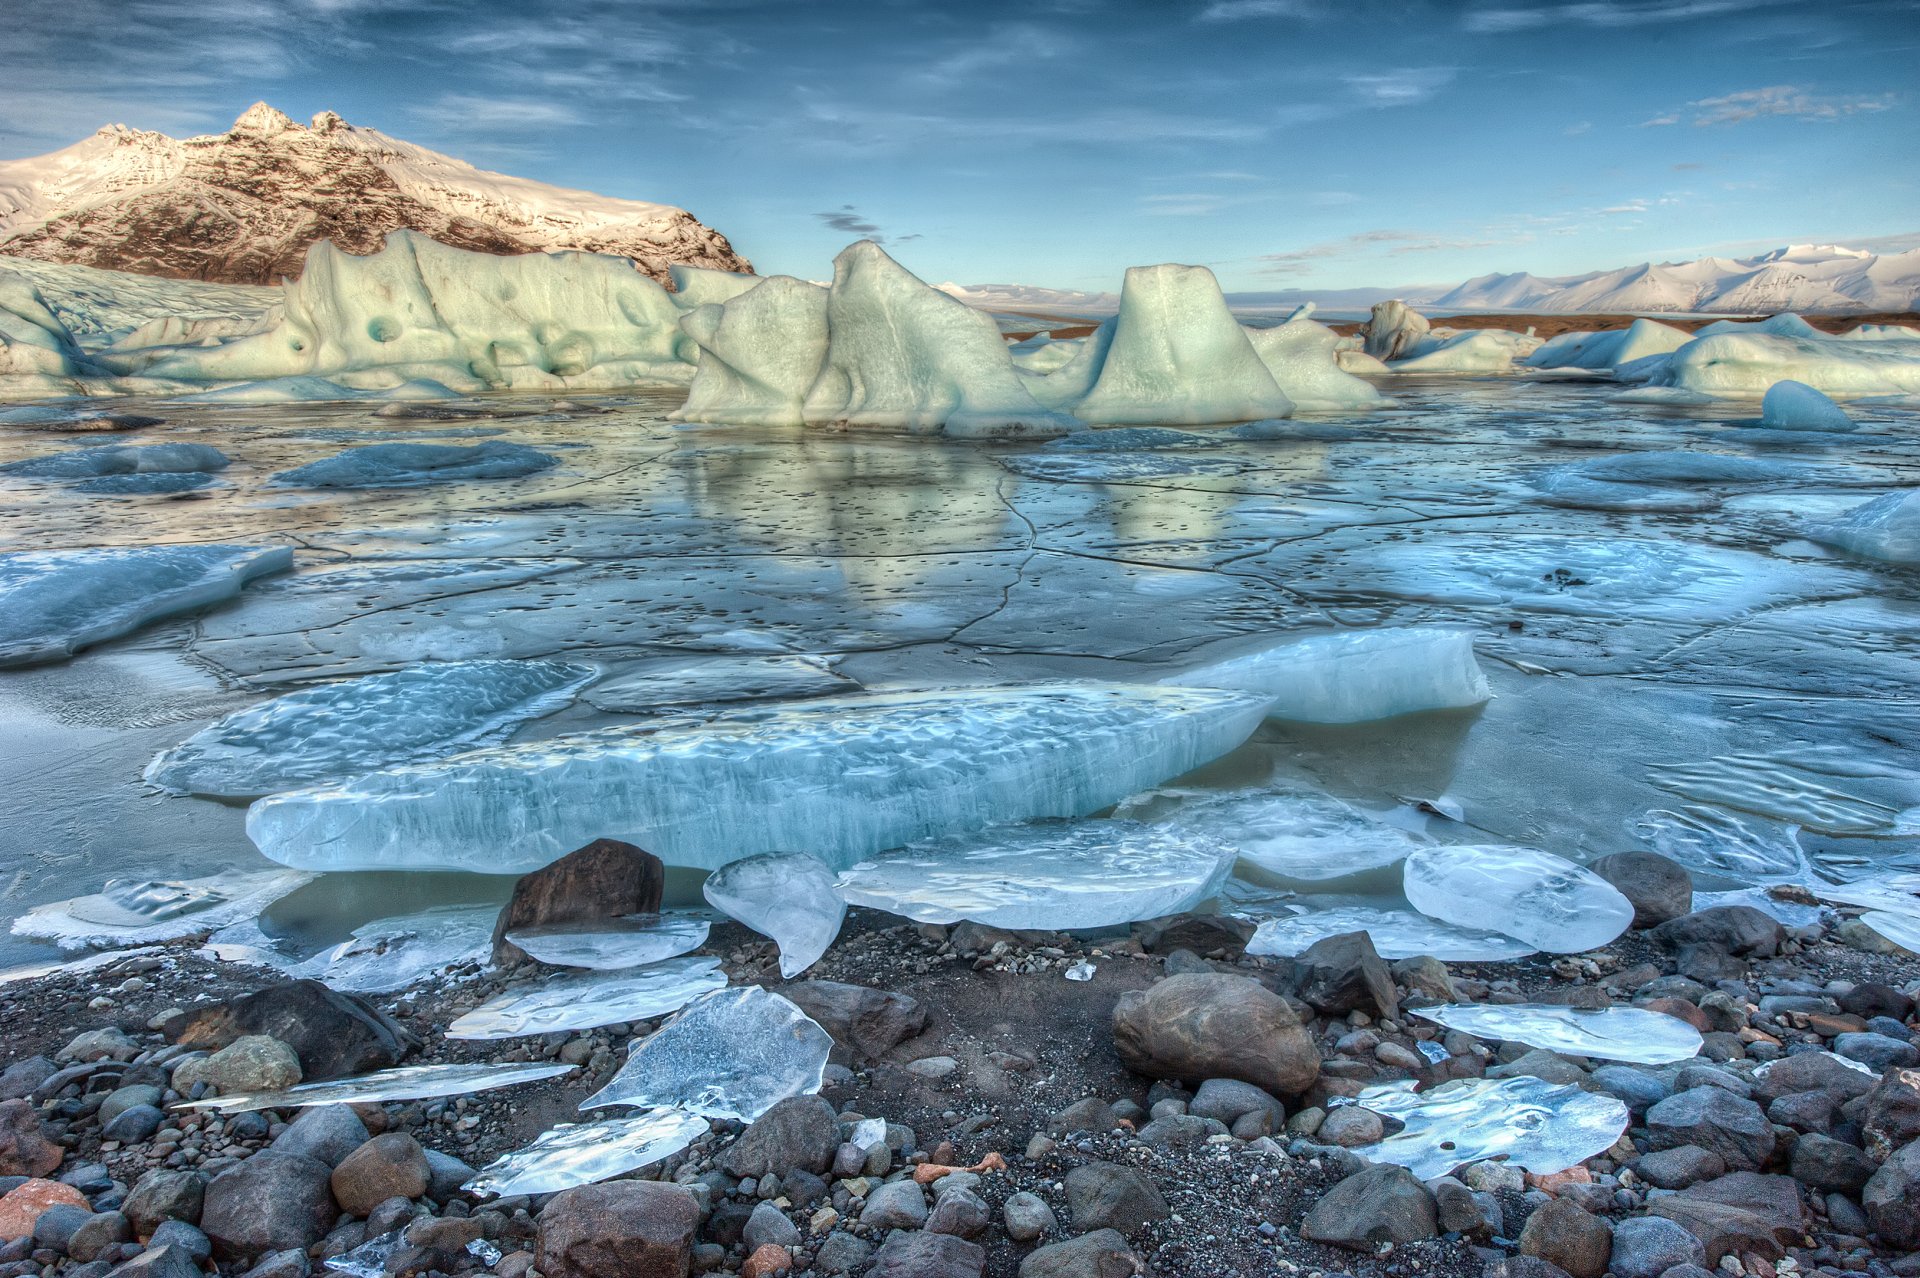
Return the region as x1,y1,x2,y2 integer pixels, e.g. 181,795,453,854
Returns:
178,1062,576,1113
246,683,1271,874
1350,1076,1630,1180
0,544,293,668
582,986,832,1122
147,659,596,799
1524,319,1691,372
1655,330,1920,399
0,443,229,480
1243,315,1384,411
1411,1003,1702,1064
1245,905,1536,961
11,870,314,952
703,852,845,979
448,957,728,1039
582,655,853,714
1807,490,1920,566
1166,790,1428,889
1166,628,1491,724
1761,379,1856,430
505,913,711,970
273,442,558,488
1861,910,1920,954
465,1110,710,1197
836,820,1235,929
1403,845,1635,953
672,277,829,427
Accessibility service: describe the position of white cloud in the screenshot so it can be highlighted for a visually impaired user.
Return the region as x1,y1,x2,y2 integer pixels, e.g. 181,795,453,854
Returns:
1686,85,1898,126
1465,0,1791,33
1344,67,1456,108
1197,0,1312,21
412,95,585,132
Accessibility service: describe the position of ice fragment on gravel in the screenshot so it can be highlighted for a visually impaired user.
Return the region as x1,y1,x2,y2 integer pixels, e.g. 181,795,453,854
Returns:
1064,962,1096,982
504,913,711,970
464,1109,710,1197
288,904,497,994
447,957,728,1039
702,852,845,979
1245,905,1536,962
1411,1003,1703,1064
1165,789,1425,889
10,870,314,951
1403,845,1634,953
582,986,831,1121
583,654,852,713
1351,1076,1630,1180
1167,628,1491,724
179,1061,576,1112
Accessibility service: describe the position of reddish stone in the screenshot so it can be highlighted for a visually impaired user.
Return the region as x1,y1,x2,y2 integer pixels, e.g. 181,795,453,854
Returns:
0,1179,90,1240
491,838,665,964
740,1243,792,1278
0,1100,62,1179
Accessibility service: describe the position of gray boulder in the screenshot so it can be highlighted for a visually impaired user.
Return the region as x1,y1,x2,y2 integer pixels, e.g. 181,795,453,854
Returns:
1646,1087,1775,1172
1065,1162,1170,1233
1607,1217,1704,1278
719,1096,840,1178
1018,1229,1142,1278
200,1152,336,1260
1299,1165,1437,1250
1112,974,1318,1096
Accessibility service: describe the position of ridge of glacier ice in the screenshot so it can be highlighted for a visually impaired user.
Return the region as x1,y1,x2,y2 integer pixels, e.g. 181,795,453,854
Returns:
1166,628,1491,724
244,682,1271,874
703,852,845,979
1403,845,1635,953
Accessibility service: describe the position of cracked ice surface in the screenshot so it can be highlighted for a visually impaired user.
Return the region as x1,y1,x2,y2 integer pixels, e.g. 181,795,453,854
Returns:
178,1062,577,1113
1351,1077,1630,1181
703,852,845,979
11,870,314,951
447,957,728,1039
245,683,1271,874
1411,1003,1703,1064
1245,905,1536,962
836,820,1236,929
583,986,831,1121
146,659,596,798
504,913,711,970
465,1110,711,1197
1403,845,1635,953
584,655,853,713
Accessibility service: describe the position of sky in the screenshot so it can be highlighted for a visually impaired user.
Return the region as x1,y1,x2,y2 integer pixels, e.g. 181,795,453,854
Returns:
3,0,1918,292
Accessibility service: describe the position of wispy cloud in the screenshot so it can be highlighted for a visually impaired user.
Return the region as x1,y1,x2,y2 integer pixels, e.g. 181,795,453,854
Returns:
915,22,1076,85
1465,0,1791,33
1344,67,1456,108
1257,227,1510,275
1196,0,1312,21
412,94,585,132
1680,85,1899,125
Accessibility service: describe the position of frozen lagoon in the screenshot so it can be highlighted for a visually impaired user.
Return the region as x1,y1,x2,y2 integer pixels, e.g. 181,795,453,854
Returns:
2,376,1919,963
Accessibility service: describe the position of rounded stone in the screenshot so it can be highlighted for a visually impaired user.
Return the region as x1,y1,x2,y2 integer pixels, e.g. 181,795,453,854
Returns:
329,1133,431,1217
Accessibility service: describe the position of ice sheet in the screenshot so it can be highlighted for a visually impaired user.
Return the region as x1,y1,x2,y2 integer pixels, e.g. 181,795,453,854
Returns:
1167,628,1491,724
1403,845,1634,953
1411,1003,1702,1064
11,870,314,951
464,1109,710,1197
1244,905,1537,961
702,852,845,979
1350,1076,1630,1180
178,1062,576,1113
505,913,711,970
447,957,728,1039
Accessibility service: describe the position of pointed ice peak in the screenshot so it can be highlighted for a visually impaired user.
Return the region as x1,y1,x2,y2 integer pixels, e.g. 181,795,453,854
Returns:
233,102,299,135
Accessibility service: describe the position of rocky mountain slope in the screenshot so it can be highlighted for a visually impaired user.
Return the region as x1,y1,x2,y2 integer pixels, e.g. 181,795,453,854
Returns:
0,103,750,287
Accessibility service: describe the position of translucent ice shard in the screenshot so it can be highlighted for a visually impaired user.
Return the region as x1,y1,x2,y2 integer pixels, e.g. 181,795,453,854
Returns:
582,986,831,1121
1411,1003,1703,1064
703,852,845,979
1164,790,1426,890
1807,490,1920,566
464,1109,710,1197
1631,807,1809,884
1810,871,1920,917
1245,906,1536,962
147,660,596,798
0,544,293,668
11,870,314,952
1167,629,1491,724
289,904,498,994
836,820,1235,929
1403,845,1635,953
447,957,727,1039
273,442,558,488
1350,1076,1630,1180
324,1231,406,1278
178,1061,576,1113
582,655,853,713
247,683,1271,874
672,277,829,427
504,913,711,971
1761,380,1856,431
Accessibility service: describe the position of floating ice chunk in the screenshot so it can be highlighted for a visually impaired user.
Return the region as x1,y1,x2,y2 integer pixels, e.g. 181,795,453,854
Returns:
0,544,293,668
1655,331,1920,399
1166,790,1428,890
11,871,315,952
1351,1076,1630,1180
583,654,853,713
1861,911,1920,954
273,442,557,488
0,443,229,480
147,659,596,799
505,914,711,970
1412,1003,1702,1064
1243,317,1384,411
1569,451,1799,485
1807,871,1920,916
836,820,1235,929
1761,380,1856,431
1403,845,1634,953
1361,301,1430,362
289,904,498,994
178,1062,577,1113
703,852,845,979
582,986,832,1121
1167,628,1491,724
448,957,728,1039
1630,807,1809,884
1071,264,1294,425
799,241,1073,437
1392,329,1543,373
1245,905,1536,961
74,472,219,496
1524,319,1692,372
672,278,830,427
1806,489,1920,565
1530,472,1721,514
465,1110,710,1198
247,683,1271,874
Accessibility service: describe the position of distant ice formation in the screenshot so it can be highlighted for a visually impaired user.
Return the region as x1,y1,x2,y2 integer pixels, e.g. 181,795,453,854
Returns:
1654,329,1920,399
1525,318,1692,372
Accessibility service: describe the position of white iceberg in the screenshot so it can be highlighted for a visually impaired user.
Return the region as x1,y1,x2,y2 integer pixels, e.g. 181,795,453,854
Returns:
1166,628,1491,724
1243,315,1384,411
1655,330,1920,399
11,871,315,952
465,1110,710,1197
1524,319,1691,372
1806,490,1920,565
672,277,830,427
1360,301,1431,362
505,914,711,970
702,852,845,979
448,957,728,1039
1166,790,1428,890
836,820,1235,930
582,654,853,713
668,263,759,310
1350,1076,1630,1180
245,683,1271,874
147,659,594,798
1403,845,1635,953
1411,1003,1702,1065
178,1061,576,1113
1761,379,1856,430
0,544,293,668
273,442,557,488
582,986,832,1121
1245,905,1536,961
1392,328,1543,373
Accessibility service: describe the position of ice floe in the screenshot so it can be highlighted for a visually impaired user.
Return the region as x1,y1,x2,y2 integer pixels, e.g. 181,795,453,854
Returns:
146,659,596,798
1807,490,1920,566
1164,790,1428,890
1351,1076,1630,1180
582,654,852,713
702,852,845,979
1403,845,1635,953
178,1062,577,1113
11,870,314,952
245,683,1271,874
1411,1003,1702,1064
0,544,293,668
284,904,498,994
465,1110,711,1197
1761,379,1856,430
835,820,1235,930
447,957,728,1039
0,443,229,481
582,986,832,1122
1244,906,1536,961
504,913,711,970
272,442,557,488
1166,628,1491,724
1524,319,1692,373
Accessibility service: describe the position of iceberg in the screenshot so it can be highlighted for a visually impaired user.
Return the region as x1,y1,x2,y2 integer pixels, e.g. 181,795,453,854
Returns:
1166,628,1491,724
1402,845,1635,953
465,1110,710,1198
1165,790,1428,889
1245,905,1537,961
1350,1077,1630,1180
272,442,558,488
702,852,845,979
146,659,596,799
672,277,830,427
836,820,1236,929
0,270,90,396
668,263,759,310
1071,264,1294,425
0,443,229,480
582,654,852,713
1806,490,1920,565
1243,315,1384,411
1360,300,1431,362
1761,379,1856,430
448,957,728,1039
178,1062,576,1113
583,986,832,1121
1391,328,1543,373
11,871,314,952
1655,330,1920,399
1524,319,1691,372
1410,1003,1703,1065
504,913,711,970
0,544,293,668
284,904,497,994
245,683,1271,874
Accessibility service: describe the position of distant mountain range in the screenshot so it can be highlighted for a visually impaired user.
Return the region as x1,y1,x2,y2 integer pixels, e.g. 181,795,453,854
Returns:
0,103,750,286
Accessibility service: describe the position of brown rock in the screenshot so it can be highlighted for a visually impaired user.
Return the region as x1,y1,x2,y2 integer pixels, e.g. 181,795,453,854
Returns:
1112,973,1319,1096
535,1181,699,1278
0,1099,62,1178
740,1243,791,1278
1647,1172,1804,1263
781,982,928,1061
330,1133,431,1217
1518,1198,1612,1278
492,838,665,964
163,980,415,1081
0,1179,90,1239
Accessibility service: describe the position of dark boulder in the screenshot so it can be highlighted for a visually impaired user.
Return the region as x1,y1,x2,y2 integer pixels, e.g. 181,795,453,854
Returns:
492,838,664,964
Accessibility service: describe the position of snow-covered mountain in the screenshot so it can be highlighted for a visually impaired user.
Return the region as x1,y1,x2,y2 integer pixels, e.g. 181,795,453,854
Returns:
0,103,750,287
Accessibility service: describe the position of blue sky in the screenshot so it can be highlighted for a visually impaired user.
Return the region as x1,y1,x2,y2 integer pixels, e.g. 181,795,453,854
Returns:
4,0,1917,291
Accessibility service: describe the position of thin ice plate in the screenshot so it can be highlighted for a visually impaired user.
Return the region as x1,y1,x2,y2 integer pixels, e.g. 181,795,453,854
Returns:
702,851,845,979
505,913,711,970
1412,1003,1703,1064
447,957,728,1040
464,1109,711,1197
1245,905,1536,962
1350,1076,1630,1180
178,1061,576,1112
582,986,831,1122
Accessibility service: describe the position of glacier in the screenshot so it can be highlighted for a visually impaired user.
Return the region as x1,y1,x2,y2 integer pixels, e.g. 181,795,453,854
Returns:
273,441,558,488
702,852,845,979
1806,490,1920,566
146,659,596,798
1760,379,1856,431
244,683,1272,874
1166,628,1491,724
0,544,293,668
1403,845,1635,953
